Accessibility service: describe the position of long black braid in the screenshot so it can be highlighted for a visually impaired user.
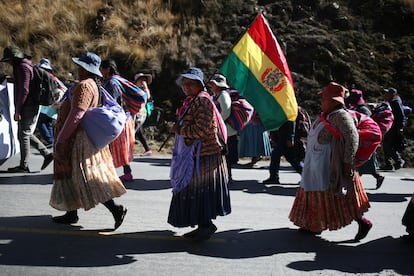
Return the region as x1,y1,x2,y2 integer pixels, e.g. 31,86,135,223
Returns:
92,74,103,106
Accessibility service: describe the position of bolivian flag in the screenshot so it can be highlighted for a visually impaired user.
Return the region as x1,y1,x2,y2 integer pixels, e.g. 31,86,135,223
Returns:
220,13,298,131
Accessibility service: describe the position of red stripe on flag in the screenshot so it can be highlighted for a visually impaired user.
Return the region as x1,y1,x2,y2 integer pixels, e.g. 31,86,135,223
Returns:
247,14,294,87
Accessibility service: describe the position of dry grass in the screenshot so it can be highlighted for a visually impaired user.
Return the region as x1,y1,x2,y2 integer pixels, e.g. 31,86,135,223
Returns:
0,0,182,80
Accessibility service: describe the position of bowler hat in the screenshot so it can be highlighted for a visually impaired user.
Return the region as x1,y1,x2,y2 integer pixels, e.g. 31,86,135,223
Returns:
319,82,346,105
347,89,365,106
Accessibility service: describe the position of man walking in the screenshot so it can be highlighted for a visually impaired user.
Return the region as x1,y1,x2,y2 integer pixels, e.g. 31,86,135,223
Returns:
381,87,407,171
0,46,53,172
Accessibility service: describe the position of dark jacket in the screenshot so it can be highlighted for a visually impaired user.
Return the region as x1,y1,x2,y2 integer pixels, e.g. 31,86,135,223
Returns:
12,58,38,114
389,96,406,130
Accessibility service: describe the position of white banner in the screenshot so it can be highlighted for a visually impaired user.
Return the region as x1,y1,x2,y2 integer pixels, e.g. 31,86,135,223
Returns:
0,80,19,160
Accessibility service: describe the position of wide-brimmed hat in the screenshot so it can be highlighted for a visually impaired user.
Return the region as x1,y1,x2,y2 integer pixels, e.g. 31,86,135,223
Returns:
383,87,398,95
38,58,53,71
347,89,365,106
134,72,152,85
1,46,26,62
319,82,346,105
176,67,205,88
208,73,229,89
72,52,102,77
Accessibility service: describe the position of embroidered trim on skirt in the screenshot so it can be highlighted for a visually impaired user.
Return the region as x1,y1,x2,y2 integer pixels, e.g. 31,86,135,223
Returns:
168,153,231,227
289,172,370,232
50,129,126,211
110,116,135,168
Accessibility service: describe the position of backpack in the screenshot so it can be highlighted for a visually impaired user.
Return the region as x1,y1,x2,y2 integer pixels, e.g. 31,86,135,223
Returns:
403,105,412,127
225,90,254,131
112,75,147,114
296,106,311,138
370,102,394,134
319,109,382,167
403,105,412,117
29,64,58,106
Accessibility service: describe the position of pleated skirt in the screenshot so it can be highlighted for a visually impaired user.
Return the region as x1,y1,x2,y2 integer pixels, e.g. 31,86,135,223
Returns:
238,123,271,157
289,172,370,232
109,116,135,168
168,153,231,227
50,129,126,211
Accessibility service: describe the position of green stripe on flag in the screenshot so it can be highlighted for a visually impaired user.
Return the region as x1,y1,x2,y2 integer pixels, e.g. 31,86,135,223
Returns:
221,52,288,130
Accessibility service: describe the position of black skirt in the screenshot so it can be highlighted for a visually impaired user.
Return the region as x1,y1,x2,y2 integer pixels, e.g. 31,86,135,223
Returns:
168,153,231,227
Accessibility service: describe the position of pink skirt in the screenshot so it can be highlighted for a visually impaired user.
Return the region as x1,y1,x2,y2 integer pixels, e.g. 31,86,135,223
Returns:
109,116,135,168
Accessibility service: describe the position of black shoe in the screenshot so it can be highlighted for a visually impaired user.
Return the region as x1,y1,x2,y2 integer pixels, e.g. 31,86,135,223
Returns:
193,223,217,241
376,175,385,189
262,177,280,184
354,218,372,241
183,227,201,239
298,228,322,235
52,212,79,224
395,160,405,170
113,205,127,230
41,154,54,170
251,157,262,165
380,165,394,171
7,166,30,173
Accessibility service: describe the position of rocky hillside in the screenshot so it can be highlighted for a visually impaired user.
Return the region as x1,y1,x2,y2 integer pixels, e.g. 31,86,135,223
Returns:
153,0,414,164
168,0,414,112
1,0,413,163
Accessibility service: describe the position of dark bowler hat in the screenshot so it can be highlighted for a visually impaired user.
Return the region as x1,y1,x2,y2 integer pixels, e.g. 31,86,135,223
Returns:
348,89,365,106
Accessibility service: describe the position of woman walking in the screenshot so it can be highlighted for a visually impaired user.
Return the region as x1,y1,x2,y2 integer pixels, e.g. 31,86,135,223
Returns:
238,110,272,167
134,72,153,156
289,82,372,241
100,59,136,182
49,52,127,230
168,67,231,241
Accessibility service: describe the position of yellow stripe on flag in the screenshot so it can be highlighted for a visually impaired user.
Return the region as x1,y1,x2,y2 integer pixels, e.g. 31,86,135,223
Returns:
233,33,297,121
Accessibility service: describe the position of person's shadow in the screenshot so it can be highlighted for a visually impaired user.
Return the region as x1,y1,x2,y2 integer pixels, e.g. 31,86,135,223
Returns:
0,215,412,275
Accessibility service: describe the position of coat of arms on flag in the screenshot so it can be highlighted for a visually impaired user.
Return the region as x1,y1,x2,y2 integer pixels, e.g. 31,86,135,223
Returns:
220,12,298,131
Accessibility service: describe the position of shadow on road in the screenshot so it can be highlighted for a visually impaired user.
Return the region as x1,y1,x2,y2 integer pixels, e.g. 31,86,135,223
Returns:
230,180,298,197
0,172,411,205
0,215,412,275
132,157,171,167
123,179,171,191
367,192,412,203
0,174,53,185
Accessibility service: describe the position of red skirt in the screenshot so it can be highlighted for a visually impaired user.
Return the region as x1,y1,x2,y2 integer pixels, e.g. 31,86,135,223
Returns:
289,173,370,232
109,116,135,168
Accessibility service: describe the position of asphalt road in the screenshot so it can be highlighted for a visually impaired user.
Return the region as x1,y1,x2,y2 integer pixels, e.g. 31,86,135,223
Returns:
0,152,413,276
